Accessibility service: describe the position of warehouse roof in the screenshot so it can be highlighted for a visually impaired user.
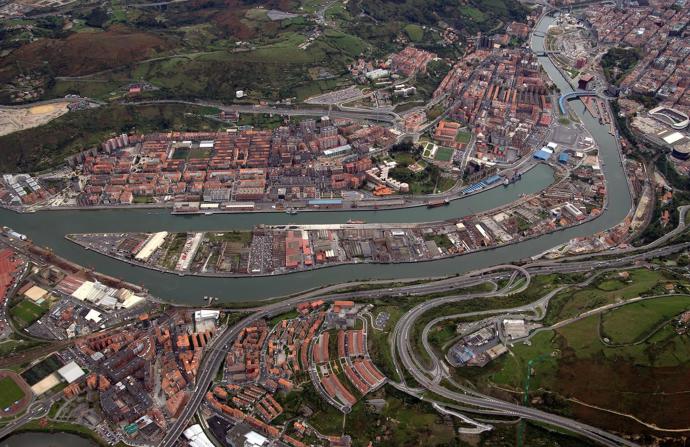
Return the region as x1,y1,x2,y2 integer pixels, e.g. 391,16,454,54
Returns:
57,361,85,384
533,149,552,161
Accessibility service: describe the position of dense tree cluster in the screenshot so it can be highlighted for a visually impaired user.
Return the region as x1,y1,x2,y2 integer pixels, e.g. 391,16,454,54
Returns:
601,46,641,86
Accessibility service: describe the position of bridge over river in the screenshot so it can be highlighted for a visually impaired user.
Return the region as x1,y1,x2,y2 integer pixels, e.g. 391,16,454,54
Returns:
0,16,632,304
559,90,598,114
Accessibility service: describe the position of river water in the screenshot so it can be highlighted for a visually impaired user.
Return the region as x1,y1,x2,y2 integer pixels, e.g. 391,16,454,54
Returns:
0,15,631,305
0,432,97,447
0,12,633,447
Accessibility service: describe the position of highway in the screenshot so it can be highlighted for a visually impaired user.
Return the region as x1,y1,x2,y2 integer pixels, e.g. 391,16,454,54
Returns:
391,270,632,446
123,99,400,125
0,387,63,440
158,269,500,446
388,243,690,446
158,239,690,446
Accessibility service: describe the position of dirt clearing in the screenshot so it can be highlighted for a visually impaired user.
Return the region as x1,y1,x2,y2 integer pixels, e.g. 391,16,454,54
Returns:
0,101,71,137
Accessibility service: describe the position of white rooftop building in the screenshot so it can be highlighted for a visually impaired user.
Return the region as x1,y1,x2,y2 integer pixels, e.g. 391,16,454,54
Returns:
57,361,85,383
365,69,390,80
244,431,269,447
135,232,168,262
85,309,102,323
194,310,220,322
503,319,528,339
183,424,215,447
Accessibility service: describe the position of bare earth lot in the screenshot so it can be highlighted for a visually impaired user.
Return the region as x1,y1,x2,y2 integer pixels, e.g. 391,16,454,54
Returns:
0,102,71,137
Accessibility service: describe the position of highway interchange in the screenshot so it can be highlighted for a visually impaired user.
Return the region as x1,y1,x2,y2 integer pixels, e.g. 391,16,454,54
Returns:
3,213,686,447
157,239,690,447
2,2,688,444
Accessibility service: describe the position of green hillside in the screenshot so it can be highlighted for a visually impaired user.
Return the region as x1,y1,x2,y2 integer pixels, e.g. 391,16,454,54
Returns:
350,0,528,34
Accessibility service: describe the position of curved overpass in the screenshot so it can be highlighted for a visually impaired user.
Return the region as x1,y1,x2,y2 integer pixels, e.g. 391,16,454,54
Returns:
558,90,598,114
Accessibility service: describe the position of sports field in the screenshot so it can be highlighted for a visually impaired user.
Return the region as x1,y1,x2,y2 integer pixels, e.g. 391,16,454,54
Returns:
434,147,454,162
0,376,26,409
10,300,48,329
455,130,472,144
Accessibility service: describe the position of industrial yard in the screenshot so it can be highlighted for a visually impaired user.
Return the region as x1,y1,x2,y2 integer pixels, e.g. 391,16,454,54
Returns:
67,156,607,277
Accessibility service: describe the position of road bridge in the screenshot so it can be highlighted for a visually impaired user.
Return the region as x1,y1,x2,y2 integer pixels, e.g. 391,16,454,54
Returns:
558,90,598,114
535,51,561,56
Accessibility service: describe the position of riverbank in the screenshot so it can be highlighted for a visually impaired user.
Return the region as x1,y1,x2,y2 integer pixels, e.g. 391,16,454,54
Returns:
65,166,606,278
65,211,600,278
0,13,634,305
2,162,540,216
2,422,110,447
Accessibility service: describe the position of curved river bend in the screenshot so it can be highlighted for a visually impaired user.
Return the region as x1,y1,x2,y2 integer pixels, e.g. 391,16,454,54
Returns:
0,16,631,304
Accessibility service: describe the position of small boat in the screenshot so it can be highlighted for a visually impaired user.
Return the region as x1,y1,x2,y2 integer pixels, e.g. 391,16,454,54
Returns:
427,198,450,208
285,208,298,215
347,219,366,224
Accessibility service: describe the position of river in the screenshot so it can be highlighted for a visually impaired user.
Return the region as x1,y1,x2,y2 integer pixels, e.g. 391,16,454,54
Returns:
0,15,631,304
0,11,634,447
0,432,97,447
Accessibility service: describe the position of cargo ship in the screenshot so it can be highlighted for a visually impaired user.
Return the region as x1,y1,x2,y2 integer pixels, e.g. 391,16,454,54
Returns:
503,172,522,186
427,198,450,208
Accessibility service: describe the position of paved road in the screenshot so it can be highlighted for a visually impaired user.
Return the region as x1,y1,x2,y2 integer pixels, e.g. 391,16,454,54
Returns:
389,243,690,446
123,99,399,124
158,266,507,446
0,392,62,439
158,241,690,446
391,278,637,446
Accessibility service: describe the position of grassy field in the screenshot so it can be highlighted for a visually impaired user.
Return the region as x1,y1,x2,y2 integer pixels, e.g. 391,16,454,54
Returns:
122,29,359,103
543,269,672,325
455,130,471,144
459,291,690,437
433,147,454,162
403,24,424,42
159,233,186,270
236,113,287,129
322,30,369,57
423,234,453,250
48,78,123,101
0,337,45,357
190,147,211,159
269,310,300,327
390,151,417,166
407,175,455,195
601,295,690,344
207,231,252,245
367,304,404,382
10,300,48,329
459,6,487,22
0,377,26,409
307,385,456,447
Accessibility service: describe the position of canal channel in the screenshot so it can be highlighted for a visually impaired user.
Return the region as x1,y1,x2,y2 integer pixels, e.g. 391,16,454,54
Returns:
0,15,632,305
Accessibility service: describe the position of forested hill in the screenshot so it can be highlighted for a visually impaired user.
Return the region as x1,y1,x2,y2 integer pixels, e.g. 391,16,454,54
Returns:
349,0,529,33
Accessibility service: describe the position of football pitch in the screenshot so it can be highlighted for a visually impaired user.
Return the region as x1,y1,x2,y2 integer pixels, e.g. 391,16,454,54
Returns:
0,376,25,409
